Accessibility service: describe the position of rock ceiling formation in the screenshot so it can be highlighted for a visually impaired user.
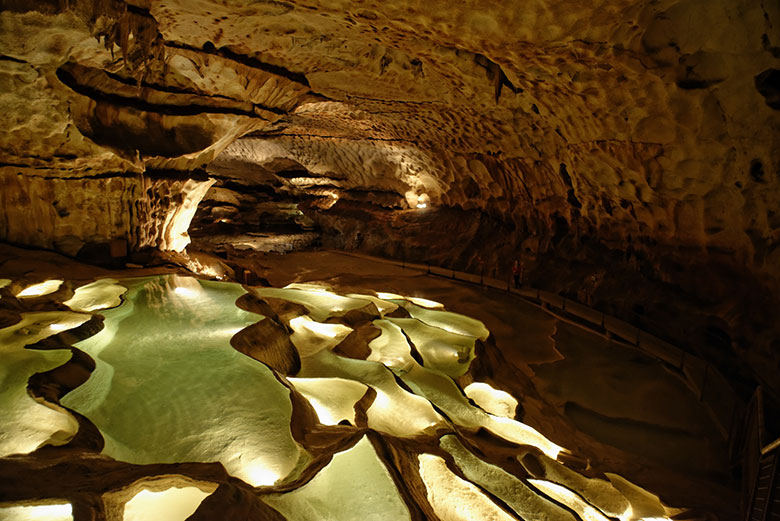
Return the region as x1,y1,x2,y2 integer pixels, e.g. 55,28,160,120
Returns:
1,0,777,262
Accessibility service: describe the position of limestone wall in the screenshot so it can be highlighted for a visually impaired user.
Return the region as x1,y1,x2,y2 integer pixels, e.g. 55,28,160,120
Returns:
0,0,778,288
0,169,214,255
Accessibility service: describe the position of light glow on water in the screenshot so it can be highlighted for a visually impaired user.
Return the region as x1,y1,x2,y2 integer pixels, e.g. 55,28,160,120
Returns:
242,463,283,487
61,276,309,488
288,377,367,425
388,317,476,377
64,279,126,312
405,296,443,309
464,382,518,418
17,280,63,298
529,479,610,521
487,415,563,460
289,315,353,356
441,435,575,521
0,502,73,521
418,453,516,521
399,302,489,340
298,349,445,437
173,286,198,298
376,291,404,300
376,292,443,309
346,293,399,316
0,311,88,456
123,486,214,521
264,436,411,521
47,323,70,332
257,286,376,322
5,273,681,520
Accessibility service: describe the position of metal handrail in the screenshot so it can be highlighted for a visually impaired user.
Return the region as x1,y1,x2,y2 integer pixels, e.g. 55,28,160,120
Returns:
762,437,780,456
743,388,780,521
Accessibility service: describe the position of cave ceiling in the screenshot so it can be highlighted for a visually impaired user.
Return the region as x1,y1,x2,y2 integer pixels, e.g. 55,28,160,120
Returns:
0,0,779,275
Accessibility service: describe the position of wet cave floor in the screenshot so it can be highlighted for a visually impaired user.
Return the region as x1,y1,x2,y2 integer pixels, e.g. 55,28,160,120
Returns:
0,245,738,520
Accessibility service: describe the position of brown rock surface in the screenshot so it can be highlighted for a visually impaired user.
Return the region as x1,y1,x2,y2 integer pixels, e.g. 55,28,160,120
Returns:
0,171,215,254
2,1,778,280
2,0,776,260
230,316,301,375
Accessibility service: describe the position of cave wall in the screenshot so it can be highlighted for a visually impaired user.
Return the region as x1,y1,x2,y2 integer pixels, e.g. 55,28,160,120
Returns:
0,2,316,171
198,0,780,287
0,169,214,255
0,0,323,254
2,1,778,271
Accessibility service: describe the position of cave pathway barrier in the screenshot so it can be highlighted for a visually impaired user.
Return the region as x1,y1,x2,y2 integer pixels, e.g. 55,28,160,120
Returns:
747,444,780,521
741,387,780,521
335,249,744,446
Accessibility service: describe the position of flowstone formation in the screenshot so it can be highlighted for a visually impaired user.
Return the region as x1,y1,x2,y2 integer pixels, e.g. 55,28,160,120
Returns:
0,272,695,520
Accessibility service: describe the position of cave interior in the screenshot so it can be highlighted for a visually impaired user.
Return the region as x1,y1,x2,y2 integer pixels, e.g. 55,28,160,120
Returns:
1,0,780,520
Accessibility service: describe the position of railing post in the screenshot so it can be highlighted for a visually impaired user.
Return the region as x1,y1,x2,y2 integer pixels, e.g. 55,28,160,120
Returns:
700,363,709,402
727,399,739,455
766,451,780,520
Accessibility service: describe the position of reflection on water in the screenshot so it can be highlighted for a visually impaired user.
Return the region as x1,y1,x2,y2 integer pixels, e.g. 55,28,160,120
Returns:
62,275,309,487
0,274,678,520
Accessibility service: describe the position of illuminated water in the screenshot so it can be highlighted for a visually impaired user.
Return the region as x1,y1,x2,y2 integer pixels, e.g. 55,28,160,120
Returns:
61,275,309,487
1,274,678,520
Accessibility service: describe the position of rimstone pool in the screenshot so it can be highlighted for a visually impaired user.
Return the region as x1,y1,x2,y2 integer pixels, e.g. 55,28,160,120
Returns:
0,272,709,519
